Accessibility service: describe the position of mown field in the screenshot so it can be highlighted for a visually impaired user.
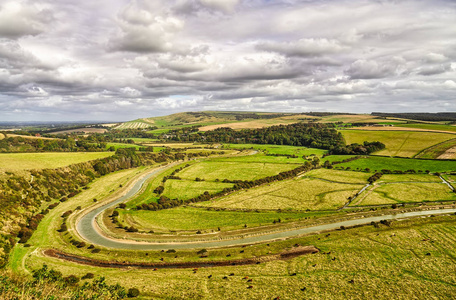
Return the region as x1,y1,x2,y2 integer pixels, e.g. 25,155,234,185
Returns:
0,152,113,170
340,129,455,157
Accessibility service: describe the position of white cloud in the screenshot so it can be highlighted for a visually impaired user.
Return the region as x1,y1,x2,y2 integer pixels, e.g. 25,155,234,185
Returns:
2,0,456,121
109,2,183,53
257,38,347,58
0,1,54,38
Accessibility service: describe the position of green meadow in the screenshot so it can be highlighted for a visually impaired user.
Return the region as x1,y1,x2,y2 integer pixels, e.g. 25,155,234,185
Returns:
340,129,455,157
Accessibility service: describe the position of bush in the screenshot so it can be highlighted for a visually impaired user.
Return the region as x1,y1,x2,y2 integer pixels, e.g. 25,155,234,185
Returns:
127,288,140,298
64,275,79,285
81,272,95,280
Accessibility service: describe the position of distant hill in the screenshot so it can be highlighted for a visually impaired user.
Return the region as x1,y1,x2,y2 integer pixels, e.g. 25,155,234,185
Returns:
115,111,389,132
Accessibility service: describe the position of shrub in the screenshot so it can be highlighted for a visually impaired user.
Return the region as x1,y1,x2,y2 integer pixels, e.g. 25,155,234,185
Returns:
81,273,95,280
127,288,140,298
64,275,79,286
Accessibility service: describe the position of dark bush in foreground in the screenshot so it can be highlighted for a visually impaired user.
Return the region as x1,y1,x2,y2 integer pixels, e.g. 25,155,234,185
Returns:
128,288,140,298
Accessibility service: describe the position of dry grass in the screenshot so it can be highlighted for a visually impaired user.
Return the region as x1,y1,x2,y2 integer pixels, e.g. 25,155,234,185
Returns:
0,152,113,170
5,134,57,140
438,145,456,159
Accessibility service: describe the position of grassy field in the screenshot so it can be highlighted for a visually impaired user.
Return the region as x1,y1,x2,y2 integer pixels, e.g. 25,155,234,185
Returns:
105,142,143,150
114,119,155,129
378,174,442,183
395,123,456,132
304,168,371,184
142,143,204,148
333,156,456,173
317,114,386,123
222,144,327,157
163,179,234,200
122,206,316,232
196,176,363,211
178,160,301,181
340,129,455,157
126,162,194,208
415,138,456,159
18,215,456,299
209,153,305,164
0,152,113,170
354,182,455,206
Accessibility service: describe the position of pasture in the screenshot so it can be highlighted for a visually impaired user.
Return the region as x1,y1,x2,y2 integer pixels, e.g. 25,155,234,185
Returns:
353,182,455,206
121,206,314,232
415,138,456,159
126,162,194,208
333,156,456,173
0,152,113,170
395,123,456,133
378,174,442,183
304,168,372,184
196,177,364,211
178,160,301,181
163,179,234,200
222,143,326,157
340,129,455,157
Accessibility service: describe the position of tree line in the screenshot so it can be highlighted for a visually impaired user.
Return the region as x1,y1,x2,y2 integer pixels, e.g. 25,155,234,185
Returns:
163,123,385,155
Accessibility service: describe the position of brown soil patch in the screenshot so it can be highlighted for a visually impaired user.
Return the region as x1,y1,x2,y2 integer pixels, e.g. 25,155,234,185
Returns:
44,246,319,269
199,120,295,131
437,146,456,159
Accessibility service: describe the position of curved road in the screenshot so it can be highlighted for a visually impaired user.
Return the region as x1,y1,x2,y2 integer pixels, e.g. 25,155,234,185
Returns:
77,166,456,251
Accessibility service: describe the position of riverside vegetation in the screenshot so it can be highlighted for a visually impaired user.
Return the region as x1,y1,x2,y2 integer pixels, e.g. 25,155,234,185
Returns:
2,112,456,299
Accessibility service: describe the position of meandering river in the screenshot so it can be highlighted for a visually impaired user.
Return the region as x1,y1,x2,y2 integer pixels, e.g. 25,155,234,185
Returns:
76,166,456,251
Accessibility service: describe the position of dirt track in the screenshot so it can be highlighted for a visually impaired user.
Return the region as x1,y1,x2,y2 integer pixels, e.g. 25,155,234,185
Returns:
44,246,319,269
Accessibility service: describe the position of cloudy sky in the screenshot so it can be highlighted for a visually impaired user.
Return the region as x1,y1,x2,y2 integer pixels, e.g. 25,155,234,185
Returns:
0,0,455,121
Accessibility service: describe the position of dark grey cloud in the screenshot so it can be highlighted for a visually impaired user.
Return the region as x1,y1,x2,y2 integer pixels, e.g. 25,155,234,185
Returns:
0,0,455,121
